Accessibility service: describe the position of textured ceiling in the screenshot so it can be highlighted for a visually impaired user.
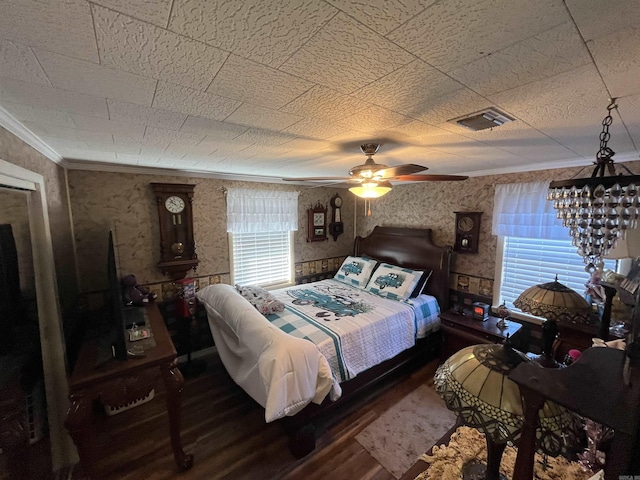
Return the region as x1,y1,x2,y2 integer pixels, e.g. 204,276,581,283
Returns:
0,0,639,183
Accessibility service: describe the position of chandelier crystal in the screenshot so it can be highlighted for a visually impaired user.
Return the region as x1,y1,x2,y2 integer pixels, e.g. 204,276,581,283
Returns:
548,99,640,270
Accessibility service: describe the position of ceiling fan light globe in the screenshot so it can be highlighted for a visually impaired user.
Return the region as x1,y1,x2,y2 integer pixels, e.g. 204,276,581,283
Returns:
349,181,392,199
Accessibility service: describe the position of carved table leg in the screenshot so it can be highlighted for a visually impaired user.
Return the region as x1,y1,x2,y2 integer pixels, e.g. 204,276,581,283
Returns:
513,385,546,480
64,393,96,478
161,359,193,472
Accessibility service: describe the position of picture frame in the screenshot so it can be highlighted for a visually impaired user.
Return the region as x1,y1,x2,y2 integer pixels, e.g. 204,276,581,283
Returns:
307,203,328,242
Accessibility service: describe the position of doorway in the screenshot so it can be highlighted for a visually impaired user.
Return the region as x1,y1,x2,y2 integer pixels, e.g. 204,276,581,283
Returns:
0,159,76,475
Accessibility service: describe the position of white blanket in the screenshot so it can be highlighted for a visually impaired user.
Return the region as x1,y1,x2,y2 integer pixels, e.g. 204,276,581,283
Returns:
196,284,340,423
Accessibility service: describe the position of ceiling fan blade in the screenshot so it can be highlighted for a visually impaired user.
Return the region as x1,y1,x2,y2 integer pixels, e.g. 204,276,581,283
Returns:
283,176,352,182
379,164,427,177
393,174,469,182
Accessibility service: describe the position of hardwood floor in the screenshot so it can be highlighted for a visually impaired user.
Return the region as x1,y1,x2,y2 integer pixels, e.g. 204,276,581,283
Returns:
2,353,441,480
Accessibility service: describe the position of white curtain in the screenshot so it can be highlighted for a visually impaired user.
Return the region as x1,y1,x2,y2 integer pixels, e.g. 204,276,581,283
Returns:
492,181,567,240
226,188,298,233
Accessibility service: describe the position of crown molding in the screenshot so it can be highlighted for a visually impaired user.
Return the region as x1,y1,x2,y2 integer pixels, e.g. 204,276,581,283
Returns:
0,105,63,163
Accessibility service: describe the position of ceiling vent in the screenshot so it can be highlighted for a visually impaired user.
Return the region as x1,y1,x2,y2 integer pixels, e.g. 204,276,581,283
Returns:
450,108,514,131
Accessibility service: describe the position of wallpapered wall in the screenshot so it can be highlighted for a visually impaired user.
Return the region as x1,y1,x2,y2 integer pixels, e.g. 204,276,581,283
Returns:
356,159,640,294
0,127,77,310
66,169,356,292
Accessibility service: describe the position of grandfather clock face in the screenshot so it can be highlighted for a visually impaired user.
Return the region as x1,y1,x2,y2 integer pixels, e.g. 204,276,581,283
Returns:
151,183,199,279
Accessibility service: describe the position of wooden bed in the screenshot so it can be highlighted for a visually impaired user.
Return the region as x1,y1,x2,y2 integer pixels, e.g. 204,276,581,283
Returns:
281,226,452,457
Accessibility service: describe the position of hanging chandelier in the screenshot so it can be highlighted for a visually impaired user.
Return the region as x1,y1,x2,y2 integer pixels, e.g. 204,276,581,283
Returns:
548,98,640,270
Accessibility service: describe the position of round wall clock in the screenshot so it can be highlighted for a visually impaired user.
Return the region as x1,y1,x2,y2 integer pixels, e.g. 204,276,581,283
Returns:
151,183,199,279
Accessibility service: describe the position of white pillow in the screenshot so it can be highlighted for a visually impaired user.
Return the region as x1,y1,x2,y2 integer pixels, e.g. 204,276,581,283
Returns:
334,256,378,288
365,263,424,301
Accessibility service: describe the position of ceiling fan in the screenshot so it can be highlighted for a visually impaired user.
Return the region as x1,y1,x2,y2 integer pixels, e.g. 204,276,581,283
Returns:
283,143,468,197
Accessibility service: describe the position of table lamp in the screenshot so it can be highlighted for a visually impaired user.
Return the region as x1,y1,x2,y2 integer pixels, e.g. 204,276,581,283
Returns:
514,276,596,367
435,342,581,480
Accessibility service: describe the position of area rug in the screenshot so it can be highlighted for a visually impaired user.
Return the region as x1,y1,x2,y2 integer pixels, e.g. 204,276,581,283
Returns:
355,384,457,479
414,426,599,480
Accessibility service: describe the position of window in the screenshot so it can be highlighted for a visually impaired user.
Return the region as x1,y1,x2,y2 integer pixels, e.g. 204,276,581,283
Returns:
226,188,298,289
230,231,293,288
495,236,616,312
492,181,618,321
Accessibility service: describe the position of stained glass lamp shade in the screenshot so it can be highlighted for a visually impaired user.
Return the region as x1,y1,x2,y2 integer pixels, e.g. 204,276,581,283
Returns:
435,343,581,480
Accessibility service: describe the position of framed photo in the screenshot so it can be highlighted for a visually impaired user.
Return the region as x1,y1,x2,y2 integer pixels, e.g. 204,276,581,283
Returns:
307,203,328,242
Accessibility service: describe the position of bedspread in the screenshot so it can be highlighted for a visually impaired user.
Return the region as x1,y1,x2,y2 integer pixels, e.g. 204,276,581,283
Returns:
196,284,340,423
269,279,440,382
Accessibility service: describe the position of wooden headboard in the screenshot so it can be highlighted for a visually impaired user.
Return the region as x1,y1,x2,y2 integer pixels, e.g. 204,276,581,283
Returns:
354,226,452,310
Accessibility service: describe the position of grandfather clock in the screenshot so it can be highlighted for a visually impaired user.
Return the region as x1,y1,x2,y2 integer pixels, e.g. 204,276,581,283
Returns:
151,183,198,279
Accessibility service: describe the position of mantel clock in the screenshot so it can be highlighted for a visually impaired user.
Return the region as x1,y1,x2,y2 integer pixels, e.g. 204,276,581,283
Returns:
151,183,198,279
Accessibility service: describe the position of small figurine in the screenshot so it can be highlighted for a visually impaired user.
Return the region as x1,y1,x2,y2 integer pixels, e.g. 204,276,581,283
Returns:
496,302,509,329
122,274,157,306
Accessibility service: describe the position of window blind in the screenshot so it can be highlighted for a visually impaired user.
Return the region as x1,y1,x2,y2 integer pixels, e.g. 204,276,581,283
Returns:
231,231,292,287
500,236,615,310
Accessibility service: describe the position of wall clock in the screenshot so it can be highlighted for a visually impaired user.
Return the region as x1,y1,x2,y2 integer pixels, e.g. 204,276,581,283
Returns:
454,211,482,254
151,183,199,279
329,193,344,241
307,203,328,242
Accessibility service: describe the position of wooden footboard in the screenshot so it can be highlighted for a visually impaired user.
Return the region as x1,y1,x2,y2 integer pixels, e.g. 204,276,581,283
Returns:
281,331,444,458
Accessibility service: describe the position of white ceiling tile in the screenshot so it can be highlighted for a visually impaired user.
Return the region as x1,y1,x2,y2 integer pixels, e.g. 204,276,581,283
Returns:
144,127,205,145
1,102,75,128
113,133,170,152
489,65,607,126
206,55,314,109
0,78,109,118
619,93,640,155
280,137,332,153
164,141,216,157
107,100,187,130
0,0,98,62
233,128,297,147
588,27,640,98
279,85,368,123
388,0,569,72
71,115,146,137
282,117,350,140
413,88,494,126
180,116,247,140
153,82,242,120
116,153,161,165
38,137,89,151
91,0,174,28
448,23,592,96
280,13,415,94
168,0,337,68
566,0,640,41
224,104,301,130
326,0,436,36
93,5,228,91
34,49,156,106
87,142,141,155
0,39,49,85
23,122,113,144
340,105,412,134
353,60,462,113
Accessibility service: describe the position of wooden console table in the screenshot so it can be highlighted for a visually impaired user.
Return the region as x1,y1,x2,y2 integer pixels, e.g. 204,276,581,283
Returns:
65,303,193,478
509,347,640,480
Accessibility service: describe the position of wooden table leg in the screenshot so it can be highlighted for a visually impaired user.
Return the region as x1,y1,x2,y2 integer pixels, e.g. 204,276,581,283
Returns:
512,385,546,480
161,359,193,472
64,393,96,478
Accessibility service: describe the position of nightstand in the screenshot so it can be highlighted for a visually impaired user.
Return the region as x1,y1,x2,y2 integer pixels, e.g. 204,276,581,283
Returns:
439,309,522,360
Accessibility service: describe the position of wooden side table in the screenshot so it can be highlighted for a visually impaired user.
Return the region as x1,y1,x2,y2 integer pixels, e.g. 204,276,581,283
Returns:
439,309,522,360
65,303,193,478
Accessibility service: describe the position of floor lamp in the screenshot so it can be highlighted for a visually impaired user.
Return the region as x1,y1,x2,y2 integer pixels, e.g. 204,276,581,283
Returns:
435,342,581,480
